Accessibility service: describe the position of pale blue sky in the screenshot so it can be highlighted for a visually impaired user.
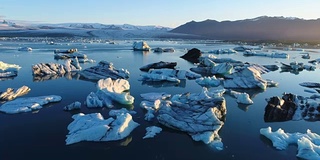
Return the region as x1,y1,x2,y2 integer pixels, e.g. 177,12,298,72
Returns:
1,0,320,27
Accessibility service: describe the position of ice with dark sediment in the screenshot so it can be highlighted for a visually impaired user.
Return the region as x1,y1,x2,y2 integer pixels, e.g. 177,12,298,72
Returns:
0,95,62,114
32,58,81,76
260,127,320,160
139,61,177,71
79,61,130,81
65,112,139,145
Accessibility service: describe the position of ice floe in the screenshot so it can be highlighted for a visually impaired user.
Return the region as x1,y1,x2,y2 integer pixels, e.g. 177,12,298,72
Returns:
208,49,237,54
85,78,134,108
63,101,81,111
79,61,129,80
18,47,32,52
143,126,162,139
243,50,289,58
65,112,139,145
139,61,177,71
0,95,62,114
157,87,226,150
139,68,201,83
0,86,31,101
133,41,151,51
260,127,320,160
32,58,81,77
195,76,221,87
0,61,21,80
227,90,253,104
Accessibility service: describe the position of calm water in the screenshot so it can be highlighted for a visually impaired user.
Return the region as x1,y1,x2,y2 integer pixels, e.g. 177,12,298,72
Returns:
1,39,320,160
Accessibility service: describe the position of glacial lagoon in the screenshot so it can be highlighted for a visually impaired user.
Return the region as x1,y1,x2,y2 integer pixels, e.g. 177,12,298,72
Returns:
1,39,320,159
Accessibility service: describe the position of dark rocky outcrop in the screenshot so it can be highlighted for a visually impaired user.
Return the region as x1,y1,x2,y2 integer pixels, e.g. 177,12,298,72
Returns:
139,61,177,71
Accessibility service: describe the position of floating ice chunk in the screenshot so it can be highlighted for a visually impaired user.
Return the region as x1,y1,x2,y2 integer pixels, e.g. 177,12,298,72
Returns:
79,61,129,80
109,108,136,117
0,61,21,72
157,87,226,150
195,76,221,87
64,101,81,111
139,69,201,83
133,41,151,51
0,95,62,114
32,59,81,76
86,92,104,108
228,90,253,104
18,47,32,52
140,99,161,121
97,78,134,105
139,61,177,71
0,86,31,101
66,112,139,145
140,92,171,101
143,126,162,139
260,127,320,159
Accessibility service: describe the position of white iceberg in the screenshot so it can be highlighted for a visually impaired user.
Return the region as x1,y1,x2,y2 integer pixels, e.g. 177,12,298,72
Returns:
0,95,62,114
157,87,226,150
143,126,162,139
140,99,161,121
64,101,81,111
85,78,134,108
260,127,320,160
0,61,21,79
208,49,237,54
195,76,221,87
243,50,289,58
228,90,253,104
0,86,31,101
139,68,201,83
66,112,139,145
79,61,129,80
133,41,151,51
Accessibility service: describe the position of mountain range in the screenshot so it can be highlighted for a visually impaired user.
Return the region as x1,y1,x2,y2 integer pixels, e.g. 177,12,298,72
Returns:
170,16,320,42
2,16,320,42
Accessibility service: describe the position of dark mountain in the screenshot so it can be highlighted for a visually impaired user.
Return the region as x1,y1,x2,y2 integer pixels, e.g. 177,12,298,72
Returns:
170,16,320,42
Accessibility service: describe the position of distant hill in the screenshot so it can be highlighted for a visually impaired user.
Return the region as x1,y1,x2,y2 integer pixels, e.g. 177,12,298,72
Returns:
170,16,320,42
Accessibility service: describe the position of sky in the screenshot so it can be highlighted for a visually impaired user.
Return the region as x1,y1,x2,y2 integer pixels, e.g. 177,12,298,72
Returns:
1,0,320,28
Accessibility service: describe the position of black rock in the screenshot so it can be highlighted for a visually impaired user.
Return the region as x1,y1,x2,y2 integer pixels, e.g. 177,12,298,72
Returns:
180,48,202,63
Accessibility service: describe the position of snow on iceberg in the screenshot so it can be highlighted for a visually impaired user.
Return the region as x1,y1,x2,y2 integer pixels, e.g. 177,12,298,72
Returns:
143,126,162,139
260,126,320,160
139,68,201,83
0,95,62,114
79,61,129,81
157,87,226,150
85,78,134,108
0,86,31,101
65,112,139,145
195,76,221,87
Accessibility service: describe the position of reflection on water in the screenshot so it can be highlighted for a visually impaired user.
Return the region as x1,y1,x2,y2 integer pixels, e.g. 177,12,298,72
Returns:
33,72,81,82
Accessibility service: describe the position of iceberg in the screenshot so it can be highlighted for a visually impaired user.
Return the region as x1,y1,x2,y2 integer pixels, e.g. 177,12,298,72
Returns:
0,86,31,101
133,41,151,51
65,112,139,145
208,49,237,54
139,68,201,83
157,87,226,150
64,101,81,111
32,58,81,76
227,90,253,104
139,61,177,71
195,76,221,87
79,61,129,80
0,61,21,80
143,126,162,139
18,47,32,52
260,127,320,160
243,50,289,58
109,108,136,117
0,95,62,114
85,78,134,108
180,48,202,63
140,92,171,101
